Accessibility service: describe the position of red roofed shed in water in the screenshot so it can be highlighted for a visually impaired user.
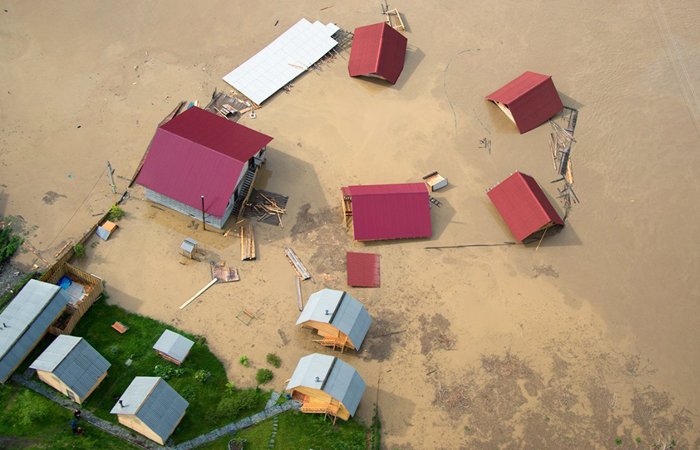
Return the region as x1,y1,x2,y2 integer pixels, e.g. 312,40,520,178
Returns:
487,171,564,243
348,22,408,85
486,71,564,134
341,183,432,241
135,107,272,229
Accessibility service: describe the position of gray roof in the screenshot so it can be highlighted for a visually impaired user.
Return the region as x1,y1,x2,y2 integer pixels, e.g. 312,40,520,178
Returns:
153,330,194,363
30,335,111,399
0,279,69,383
286,353,366,417
296,289,372,350
111,377,189,442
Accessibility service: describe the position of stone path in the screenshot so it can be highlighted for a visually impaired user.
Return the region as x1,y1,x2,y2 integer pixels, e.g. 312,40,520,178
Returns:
13,372,300,450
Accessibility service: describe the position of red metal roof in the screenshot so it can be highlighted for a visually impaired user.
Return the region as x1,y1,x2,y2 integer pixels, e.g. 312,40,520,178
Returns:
348,22,408,85
487,172,564,242
486,71,563,134
344,183,432,241
135,107,272,217
347,252,380,287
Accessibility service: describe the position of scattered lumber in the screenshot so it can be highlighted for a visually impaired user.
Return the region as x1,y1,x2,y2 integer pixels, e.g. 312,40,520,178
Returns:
179,278,218,310
240,223,256,260
284,247,311,280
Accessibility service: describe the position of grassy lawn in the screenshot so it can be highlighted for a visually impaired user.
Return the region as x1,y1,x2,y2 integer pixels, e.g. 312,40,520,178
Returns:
0,383,136,450
70,296,268,443
198,410,368,450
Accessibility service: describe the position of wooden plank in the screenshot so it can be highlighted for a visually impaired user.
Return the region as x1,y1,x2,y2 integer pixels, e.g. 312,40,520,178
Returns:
240,223,256,260
179,278,218,310
284,247,311,280
296,277,303,311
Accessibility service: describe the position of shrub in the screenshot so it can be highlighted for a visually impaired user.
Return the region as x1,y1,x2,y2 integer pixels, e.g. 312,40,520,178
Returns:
73,243,86,258
214,389,260,420
0,225,23,263
194,369,211,383
239,355,250,367
153,364,185,380
256,368,273,385
266,353,281,368
225,382,237,394
107,205,125,221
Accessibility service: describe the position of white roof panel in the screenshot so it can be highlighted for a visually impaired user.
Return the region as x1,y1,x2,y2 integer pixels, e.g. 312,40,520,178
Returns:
223,18,338,105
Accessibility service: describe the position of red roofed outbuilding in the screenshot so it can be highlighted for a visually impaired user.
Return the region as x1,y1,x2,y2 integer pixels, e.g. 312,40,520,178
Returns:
348,22,407,85
341,183,431,241
135,107,272,228
487,172,564,243
486,71,563,134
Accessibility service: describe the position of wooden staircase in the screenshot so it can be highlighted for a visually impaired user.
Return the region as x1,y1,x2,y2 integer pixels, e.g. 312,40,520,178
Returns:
301,401,340,423
313,334,350,353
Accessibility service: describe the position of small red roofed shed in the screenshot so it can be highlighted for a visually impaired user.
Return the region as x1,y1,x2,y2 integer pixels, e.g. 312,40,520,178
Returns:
341,183,431,241
348,22,407,85
486,71,563,134
487,172,564,243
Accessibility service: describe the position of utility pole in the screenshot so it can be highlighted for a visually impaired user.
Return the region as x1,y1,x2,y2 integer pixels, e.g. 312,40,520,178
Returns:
200,195,206,231
107,161,117,194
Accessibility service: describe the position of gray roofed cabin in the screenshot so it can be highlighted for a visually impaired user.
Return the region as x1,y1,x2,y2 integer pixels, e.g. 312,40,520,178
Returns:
29,335,110,404
111,376,189,445
0,279,70,383
153,330,194,365
296,288,372,352
286,353,366,422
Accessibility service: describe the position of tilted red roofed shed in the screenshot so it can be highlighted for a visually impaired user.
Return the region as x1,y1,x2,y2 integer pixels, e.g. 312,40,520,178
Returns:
348,22,407,85
486,71,563,134
341,183,431,241
135,107,272,228
487,172,564,243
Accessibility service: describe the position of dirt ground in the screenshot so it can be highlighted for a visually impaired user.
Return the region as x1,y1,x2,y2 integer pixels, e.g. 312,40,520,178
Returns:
2,1,700,448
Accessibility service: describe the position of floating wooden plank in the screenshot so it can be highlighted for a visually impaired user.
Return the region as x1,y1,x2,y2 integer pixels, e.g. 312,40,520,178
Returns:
179,278,218,310
240,223,256,260
284,247,311,280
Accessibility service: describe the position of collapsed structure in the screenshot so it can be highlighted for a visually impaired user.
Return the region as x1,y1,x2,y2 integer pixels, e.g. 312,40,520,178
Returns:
135,107,273,229
348,22,408,84
486,71,563,134
286,353,366,422
296,288,372,352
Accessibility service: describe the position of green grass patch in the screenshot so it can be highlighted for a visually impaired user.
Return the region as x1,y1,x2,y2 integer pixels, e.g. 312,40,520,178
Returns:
71,296,268,443
0,383,136,449
266,353,282,368
0,223,24,263
256,368,273,385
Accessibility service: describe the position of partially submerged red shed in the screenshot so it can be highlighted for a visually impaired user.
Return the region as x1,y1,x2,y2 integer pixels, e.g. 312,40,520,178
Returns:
341,183,431,241
486,71,563,134
348,22,407,85
487,172,564,243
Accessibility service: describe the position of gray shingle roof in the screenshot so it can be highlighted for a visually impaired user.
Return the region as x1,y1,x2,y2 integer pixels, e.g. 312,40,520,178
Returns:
111,377,189,442
30,335,111,399
0,279,69,383
286,353,366,417
152,330,194,364
296,289,372,349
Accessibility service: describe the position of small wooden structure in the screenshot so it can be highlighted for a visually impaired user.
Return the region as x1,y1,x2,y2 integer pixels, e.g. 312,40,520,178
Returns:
95,221,118,240
111,377,189,445
41,262,104,336
112,321,129,334
153,330,194,366
381,2,405,31
422,171,448,192
180,238,198,259
296,289,372,352
286,353,366,423
29,335,110,404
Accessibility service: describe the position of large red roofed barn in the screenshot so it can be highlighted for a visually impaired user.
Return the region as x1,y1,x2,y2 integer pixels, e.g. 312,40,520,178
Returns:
135,107,273,229
487,171,564,243
486,71,563,134
348,22,407,85
341,183,432,241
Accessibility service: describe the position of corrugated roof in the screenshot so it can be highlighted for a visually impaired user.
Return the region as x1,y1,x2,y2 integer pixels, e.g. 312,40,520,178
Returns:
111,377,188,443
152,330,194,364
30,335,111,400
344,183,432,241
0,280,69,383
135,107,273,218
487,171,564,242
486,71,564,134
346,252,380,287
223,19,339,104
286,353,366,417
296,289,372,349
348,22,408,85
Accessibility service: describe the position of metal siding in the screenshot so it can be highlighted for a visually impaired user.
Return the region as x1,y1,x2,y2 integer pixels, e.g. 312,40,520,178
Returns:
330,293,371,349
286,353,334,391
346,252,381,287
111,376,159,414
153,330,194,364
323,358,366,417
135,379,188,442
296,289,343,325
349,23,407,85
30,335,81,372
52,338,110,400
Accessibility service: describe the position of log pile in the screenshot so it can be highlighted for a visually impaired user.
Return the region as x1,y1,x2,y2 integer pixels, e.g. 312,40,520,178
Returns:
251,193,286,227
240,223,256,261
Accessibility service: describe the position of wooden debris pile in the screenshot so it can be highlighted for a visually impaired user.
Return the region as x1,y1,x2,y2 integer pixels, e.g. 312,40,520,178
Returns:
549,106,580,217
244,190,289,227
240,223,256,261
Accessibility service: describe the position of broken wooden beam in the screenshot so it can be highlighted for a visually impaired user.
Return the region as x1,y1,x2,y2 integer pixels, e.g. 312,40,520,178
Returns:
284,247,311,280
240,223,256,260
179,278,218,310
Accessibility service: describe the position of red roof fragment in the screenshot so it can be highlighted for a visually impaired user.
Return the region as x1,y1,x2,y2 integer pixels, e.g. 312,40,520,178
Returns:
486,71,563,134
347,252,380,288
487,172,564,242
348,22,408,85
135,107,272,217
